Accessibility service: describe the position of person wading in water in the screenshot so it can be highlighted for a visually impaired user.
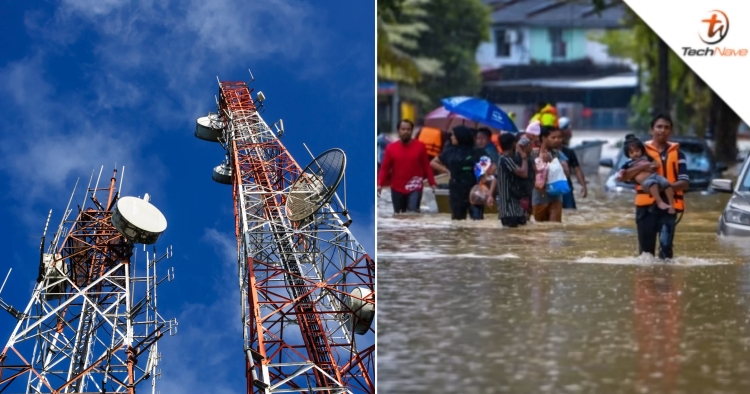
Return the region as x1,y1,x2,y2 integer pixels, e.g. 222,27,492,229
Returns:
491,133,530,227
531,127,569,223
377,119,437,214
431,126,487,220
618,113,689,259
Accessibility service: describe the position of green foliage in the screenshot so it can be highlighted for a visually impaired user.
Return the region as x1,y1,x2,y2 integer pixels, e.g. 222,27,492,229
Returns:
378,0,441,84
377,0,491,111
588,5,713,135
378,0,405,15
411,0,491,110
628,92,652,131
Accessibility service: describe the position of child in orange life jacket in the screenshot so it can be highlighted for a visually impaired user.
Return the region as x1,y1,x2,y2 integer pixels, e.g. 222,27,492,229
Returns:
616,135,676,214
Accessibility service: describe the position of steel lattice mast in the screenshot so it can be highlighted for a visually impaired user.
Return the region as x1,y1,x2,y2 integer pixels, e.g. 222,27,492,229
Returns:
195,75,374,394
0,168,176,393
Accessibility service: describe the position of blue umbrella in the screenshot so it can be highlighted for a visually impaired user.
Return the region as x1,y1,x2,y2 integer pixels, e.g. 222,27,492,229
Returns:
441,96,519,133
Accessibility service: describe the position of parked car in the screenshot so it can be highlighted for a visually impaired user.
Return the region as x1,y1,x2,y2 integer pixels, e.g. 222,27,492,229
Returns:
599,135,728,193
711,155,750,236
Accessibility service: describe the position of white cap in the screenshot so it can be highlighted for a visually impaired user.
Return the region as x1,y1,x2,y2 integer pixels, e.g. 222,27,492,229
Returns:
525,121,541,136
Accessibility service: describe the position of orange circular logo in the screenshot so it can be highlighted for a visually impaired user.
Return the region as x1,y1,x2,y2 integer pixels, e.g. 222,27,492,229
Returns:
699,10,729,45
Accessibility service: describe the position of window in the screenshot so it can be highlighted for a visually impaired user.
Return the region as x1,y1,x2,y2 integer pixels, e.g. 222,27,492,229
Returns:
741,163,750,191
680,143,712,172
494,28,511,58
548,27,566,58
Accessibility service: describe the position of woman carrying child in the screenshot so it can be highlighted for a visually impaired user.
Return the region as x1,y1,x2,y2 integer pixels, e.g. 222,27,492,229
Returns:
431,126,487,220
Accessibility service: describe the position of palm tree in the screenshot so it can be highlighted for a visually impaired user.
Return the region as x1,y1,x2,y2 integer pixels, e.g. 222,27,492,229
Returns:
377,0,442,85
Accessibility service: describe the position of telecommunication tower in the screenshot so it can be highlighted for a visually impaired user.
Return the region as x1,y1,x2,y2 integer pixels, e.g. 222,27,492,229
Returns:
194,71,375,394
0,167,177,393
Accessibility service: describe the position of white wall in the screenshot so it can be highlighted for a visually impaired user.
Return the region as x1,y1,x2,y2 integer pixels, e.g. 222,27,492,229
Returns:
476,27,531,69
477,26,636,70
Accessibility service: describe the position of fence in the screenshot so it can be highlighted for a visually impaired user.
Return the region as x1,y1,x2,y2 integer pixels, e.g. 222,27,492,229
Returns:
508,103,631,132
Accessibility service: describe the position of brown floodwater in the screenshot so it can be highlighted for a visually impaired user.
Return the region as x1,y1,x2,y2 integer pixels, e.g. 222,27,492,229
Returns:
376,172,750,394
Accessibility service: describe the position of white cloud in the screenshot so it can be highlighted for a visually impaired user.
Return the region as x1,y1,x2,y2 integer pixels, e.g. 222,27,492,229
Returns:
43,0,332,110
0,2,373,391
3,0,338,223
59,0,131,18
0,54,165,228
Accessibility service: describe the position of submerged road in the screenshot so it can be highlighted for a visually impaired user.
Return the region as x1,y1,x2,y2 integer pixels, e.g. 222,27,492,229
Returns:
376,139,750,393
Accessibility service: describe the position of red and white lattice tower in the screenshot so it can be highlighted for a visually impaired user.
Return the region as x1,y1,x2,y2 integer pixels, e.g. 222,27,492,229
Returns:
194,73,375,394
0,168,176,393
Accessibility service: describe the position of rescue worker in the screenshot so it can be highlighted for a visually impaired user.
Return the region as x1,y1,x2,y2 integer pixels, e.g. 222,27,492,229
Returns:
618,113,689,259
416,125,444,162
531,102,559,129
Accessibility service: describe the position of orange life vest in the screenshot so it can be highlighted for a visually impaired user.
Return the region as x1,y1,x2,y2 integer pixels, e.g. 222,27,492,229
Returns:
634,141,685,212
417,126,442,158
491,133,502,153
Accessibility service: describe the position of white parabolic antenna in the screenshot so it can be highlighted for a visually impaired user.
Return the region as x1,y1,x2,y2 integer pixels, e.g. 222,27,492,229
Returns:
286,148,346,222
346,287,374,335
212,161,232,185
112,196,168,245
195,113,225,142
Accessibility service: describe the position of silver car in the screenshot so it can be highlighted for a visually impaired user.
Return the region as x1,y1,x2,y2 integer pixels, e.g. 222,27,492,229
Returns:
711,155,750,236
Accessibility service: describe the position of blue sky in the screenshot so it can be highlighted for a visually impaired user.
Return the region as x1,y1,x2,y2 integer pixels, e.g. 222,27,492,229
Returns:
0,1,374,392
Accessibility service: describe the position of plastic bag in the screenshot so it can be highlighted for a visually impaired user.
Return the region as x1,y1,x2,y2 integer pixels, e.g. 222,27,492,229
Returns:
534,157,548,190
470,183,490,206
545,158,571,196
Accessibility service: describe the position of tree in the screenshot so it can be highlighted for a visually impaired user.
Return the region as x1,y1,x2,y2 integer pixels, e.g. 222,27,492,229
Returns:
377,0,442,86
411,0,490,111
589,3,740,162
654,38,669,115
713,93,741,163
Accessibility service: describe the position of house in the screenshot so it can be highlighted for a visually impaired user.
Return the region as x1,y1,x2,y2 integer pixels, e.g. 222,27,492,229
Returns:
477,0,632,69
477,0,639,130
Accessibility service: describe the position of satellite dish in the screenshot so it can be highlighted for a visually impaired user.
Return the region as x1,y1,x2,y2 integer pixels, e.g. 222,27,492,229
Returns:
212,161,232,185
43,253,67,300
195,113,225,142
112,196,168,245
286,148,346,222
345,287,374,335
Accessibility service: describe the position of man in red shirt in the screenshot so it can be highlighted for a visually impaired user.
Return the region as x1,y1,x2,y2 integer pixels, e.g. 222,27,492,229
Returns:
377,119,437,213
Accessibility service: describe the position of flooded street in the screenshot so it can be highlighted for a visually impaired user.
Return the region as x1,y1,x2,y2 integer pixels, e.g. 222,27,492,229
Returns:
376,140,750,393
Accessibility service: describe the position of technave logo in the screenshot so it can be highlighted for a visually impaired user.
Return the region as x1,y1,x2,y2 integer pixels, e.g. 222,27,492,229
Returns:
682,10,747,57
699,10,729,44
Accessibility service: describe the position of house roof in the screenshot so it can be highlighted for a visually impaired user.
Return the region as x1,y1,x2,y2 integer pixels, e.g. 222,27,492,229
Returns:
484,72,638,89
481,58,634,81
484,0,627,29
